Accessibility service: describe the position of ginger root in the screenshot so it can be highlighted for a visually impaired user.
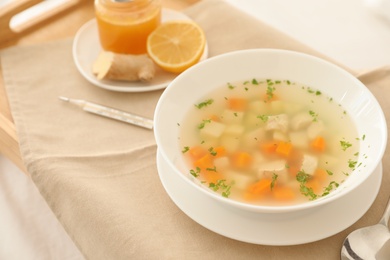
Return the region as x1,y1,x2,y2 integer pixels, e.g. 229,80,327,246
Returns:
92,51,155,82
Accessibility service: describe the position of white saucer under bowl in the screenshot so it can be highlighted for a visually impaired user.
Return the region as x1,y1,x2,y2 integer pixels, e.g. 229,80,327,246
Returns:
72,8,208,92
156,149,382,246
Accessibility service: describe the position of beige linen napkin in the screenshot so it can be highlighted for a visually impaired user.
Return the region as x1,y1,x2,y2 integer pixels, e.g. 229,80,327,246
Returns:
1,0,390,259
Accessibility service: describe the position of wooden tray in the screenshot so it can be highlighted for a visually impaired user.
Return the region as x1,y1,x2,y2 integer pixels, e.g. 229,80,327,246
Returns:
0,0,82,45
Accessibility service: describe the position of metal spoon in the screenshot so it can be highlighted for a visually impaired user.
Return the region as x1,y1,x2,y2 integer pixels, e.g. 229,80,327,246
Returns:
341,197,390,260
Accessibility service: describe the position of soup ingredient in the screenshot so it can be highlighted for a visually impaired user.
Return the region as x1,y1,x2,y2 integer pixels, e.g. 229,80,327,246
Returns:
92,51,155,82
147,20,206,73
180,78,362,206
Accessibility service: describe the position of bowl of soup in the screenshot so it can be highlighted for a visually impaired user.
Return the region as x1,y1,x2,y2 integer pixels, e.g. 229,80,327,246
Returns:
154,49,387,214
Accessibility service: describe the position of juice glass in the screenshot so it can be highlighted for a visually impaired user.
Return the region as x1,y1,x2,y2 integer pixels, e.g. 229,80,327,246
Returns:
95,0,161,54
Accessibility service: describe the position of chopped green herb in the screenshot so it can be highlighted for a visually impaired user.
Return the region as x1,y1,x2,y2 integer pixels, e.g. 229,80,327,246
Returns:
222,187,232,198
271,173,278,190
300,184,318,200
252,78,259,85
296,170,310,184
266,85,276,100
182,146,189,153
326,170,333,176
243,80,250,85
195,99,214,109
206,166,217,172
275,80,281,84
257,114,269,122
296,171,317,199
340,140,352,151
190,167,200,177
209,179,233,198
309,110,318,122
286,80,291,85
348,159,357,169
307,88,315,94
198,119,211,129
227,82,235,89
321,181,339,196
208,147,217,156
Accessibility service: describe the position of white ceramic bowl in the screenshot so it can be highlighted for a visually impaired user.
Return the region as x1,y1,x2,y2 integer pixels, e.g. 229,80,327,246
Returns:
154,49,387,214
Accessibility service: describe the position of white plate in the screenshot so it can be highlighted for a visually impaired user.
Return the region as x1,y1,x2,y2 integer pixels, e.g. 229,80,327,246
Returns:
72,9,209,92
156,149,382,245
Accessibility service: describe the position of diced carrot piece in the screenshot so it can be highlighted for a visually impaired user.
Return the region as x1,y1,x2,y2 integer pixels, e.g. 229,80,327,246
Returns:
272,186,296,201
188,146,207,160
193,154,214,170
231,152,253,169
244,179,272,201
227,97,247,111
276,141,292,156
243,192,262,202
288,165,300,178
306,179,321,194
260,141,278,154
313,168,328,182
248,179,272,194
287,148,303,162
202,171,224,184
311,136,326,152
209,114,220,122
213,146,226,158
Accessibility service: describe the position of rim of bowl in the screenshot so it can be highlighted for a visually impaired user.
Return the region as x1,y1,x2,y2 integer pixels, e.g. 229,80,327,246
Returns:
154,48,388,213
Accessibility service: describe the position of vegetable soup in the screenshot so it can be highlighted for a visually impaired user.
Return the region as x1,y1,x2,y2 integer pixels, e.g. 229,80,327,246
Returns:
179,79,363,206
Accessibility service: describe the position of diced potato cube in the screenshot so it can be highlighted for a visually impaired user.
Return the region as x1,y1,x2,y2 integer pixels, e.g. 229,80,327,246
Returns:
258,159,287,177
200,121,226,139
242,127,266,148
220,135,240,153
266,114,289,133
224,124,245,137
291,112,312,130
284,102,304,115
214,156,230,171
273,131,288,141
220,109,244,124
270,100,284,114
225,170,254,190
244,112,266,129
301,154,318,175
248,100,269,114
307,120,325,140
252,151,266,166
289,131,309,149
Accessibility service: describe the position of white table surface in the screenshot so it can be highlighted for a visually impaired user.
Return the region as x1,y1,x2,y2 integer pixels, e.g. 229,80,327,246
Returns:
1,0,389,259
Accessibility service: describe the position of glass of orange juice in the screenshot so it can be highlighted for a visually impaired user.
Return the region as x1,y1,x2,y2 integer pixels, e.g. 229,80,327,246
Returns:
94,0,162,54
